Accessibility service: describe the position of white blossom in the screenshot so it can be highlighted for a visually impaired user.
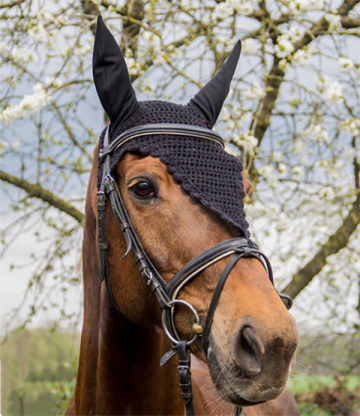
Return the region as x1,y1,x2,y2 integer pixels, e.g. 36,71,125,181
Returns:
315,159,329,171
344,147,356,161
228,0,254,16
289,0,324,14
0,140,9,151
0,41,7,55
241,112,251,122
338,57,354,73
259,164,273,178
125,57,140,76
276,215,290,231
244,82,265,100
292,140,306,160
143,31,161,51
154,53,166,65
330,160,345,179
292,166,304,179
11,46,34,65
21,83,52,114
219,106,231,122
301,124,329,143
316,76,343,104
39,9,55,22
273,152,283,162
0,104,24,124
11,141,20,152
45,76,63,88
324,81,343,104
167,44,181,59
287,26,305,42
226,119,236,130
213,2,233,21
233,131,258,155
241,39,259,56
319,186,335,200
293,49,311,67
28,25,47,42
144,84,154,95
268,175,280,189
228,87,235,100
180,0,192,9
275,36,294,58
201,13,211,26
55,15,68,25
325,13,342,31
278,163,287,178
341,118,360,136
316,75,328,94
354,66,360,81
74,43,92,57
279,59,289,71
0,83,52,124
225,142,240,156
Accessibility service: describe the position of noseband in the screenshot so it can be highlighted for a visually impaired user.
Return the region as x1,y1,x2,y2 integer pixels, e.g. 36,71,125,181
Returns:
97,124,293,416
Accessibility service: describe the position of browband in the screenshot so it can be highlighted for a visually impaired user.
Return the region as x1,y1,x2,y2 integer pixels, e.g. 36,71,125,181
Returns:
99,123,224,161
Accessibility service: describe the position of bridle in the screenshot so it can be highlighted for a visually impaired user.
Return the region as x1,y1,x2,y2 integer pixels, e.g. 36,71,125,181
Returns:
97,124,293,416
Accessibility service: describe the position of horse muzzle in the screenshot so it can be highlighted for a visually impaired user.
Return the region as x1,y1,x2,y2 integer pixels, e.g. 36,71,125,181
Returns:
206,320,298,406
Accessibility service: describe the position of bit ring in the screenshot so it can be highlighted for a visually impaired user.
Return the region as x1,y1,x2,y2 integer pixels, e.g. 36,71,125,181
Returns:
161,299,201,346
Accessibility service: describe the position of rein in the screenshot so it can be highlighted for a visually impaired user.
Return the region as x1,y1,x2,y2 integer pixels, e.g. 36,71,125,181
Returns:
97,124,293,416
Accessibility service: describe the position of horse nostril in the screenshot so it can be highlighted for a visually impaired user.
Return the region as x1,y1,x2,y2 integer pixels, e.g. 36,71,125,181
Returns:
234,325,262,377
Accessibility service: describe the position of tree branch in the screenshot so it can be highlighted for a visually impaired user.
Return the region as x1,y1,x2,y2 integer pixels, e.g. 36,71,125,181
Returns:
120,0,144,58
80,0,100,35
0,0,25,9
341,16,360,28
282,194,360,299
52,102,92,163
0,170,84,224
338,0,359,15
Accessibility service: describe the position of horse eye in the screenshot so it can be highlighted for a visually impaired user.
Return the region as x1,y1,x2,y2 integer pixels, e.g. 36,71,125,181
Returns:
131,181,156,198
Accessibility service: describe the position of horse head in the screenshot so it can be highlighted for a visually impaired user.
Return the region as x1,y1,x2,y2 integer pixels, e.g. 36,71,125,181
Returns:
86,15,298,411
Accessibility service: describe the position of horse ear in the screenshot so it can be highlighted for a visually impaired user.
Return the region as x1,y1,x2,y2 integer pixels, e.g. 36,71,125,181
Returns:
92,15,139,123
188,41,241,127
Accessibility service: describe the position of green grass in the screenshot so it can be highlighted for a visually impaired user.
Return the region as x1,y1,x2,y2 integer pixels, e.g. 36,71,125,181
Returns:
289,374,360,416
288,374,360,395
297,403,332,416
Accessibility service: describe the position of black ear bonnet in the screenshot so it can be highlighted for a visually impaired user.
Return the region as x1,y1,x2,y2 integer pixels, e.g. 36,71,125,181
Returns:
94,16,249,236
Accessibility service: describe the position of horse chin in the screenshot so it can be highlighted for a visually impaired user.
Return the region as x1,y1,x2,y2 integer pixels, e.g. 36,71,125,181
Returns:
207,345,287,406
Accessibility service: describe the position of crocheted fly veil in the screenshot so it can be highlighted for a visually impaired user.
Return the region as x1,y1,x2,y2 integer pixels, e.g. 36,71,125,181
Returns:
93,16,249,236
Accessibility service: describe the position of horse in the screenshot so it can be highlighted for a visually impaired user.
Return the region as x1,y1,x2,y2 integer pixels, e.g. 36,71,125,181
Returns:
66,16,299,416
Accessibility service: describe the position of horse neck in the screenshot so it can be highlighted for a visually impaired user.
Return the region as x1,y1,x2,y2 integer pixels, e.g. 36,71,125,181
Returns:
75,184,184,415
95,289,184,415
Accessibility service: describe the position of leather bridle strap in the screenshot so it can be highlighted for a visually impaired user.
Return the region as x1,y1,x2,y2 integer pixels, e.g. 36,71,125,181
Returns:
203,251,247,355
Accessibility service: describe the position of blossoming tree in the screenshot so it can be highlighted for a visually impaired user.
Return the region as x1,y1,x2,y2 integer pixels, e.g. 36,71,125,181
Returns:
0,0,359,338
